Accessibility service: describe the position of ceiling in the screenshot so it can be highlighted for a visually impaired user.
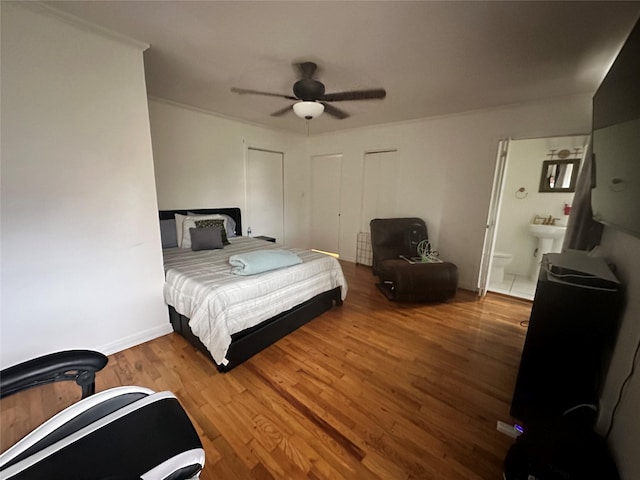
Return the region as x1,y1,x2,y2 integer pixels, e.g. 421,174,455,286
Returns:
45,1,640,135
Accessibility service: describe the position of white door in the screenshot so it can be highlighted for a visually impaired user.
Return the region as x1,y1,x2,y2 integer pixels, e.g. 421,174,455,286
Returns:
361,150,398,231
246,148,284,242
478,139,509,296
311,154,342,254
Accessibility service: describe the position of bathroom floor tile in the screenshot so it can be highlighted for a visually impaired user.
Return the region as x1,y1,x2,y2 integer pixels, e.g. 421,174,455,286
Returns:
488,274,515,296
489,273,536,301
489,285,513,296
510,275,537,300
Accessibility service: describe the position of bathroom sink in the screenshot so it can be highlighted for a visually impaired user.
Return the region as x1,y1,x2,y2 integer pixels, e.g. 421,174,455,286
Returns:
528,224,567,239
528,223,568,281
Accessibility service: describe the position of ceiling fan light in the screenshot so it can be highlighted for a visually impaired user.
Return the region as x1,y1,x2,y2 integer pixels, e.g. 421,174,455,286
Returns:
293,101,324,120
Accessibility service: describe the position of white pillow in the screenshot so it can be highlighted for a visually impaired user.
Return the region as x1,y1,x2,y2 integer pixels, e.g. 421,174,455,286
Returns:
181,214,229,249
174,213,187,248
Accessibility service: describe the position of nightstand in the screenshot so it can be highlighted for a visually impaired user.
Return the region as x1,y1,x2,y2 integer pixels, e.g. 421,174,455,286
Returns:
254,235,276,243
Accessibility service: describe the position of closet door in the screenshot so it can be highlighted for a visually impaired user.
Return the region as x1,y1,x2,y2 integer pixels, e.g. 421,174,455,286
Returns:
311,154,342,255
361,150,398,230
246,148,284,242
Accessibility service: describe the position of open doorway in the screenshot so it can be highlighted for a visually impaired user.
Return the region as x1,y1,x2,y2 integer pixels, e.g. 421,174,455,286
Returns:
479,135,589,300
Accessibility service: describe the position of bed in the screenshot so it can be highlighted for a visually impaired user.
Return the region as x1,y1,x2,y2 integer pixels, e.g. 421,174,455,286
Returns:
159,208,347,372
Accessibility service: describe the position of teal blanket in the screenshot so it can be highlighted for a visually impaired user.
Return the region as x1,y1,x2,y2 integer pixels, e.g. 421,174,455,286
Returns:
229,249,302,275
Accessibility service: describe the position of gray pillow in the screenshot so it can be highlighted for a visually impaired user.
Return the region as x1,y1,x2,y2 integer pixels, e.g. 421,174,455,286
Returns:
190,227,224,251
195,219,230,244
160,219,178,248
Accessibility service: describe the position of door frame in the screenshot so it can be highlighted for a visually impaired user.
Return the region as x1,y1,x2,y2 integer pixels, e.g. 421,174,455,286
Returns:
360,148,399,232
478,139,510,296
244,145,285,241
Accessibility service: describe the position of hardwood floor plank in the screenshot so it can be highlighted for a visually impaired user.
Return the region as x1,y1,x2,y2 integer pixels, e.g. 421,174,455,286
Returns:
0,260,531,478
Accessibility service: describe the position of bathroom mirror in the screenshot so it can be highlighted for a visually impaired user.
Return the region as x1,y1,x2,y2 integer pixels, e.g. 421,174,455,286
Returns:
538,159,580,193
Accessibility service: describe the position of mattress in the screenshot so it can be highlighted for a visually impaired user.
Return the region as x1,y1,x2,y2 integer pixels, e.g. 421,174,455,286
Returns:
163,237,347,366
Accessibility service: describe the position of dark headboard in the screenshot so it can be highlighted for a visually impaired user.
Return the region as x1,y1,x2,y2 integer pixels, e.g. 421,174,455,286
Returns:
159,208,242,236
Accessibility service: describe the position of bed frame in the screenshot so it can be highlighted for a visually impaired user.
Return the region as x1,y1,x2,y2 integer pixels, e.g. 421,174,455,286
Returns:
159,208,343,372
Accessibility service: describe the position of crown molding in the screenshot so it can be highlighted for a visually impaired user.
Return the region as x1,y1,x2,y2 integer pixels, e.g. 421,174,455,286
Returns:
22,2,149,51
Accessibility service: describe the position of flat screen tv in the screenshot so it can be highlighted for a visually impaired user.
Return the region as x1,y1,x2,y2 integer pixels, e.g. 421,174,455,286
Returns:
591,17,640,239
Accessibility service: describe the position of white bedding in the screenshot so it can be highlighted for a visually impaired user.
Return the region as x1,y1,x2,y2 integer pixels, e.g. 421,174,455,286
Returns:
163,237,347,366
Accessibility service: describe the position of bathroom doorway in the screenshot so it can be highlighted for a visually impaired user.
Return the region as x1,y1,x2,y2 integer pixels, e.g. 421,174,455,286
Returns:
480,135,589,300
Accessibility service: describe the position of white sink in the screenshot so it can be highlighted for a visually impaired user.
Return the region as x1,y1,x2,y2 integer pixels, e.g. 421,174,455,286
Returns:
528,224,567,239
528,223,567,281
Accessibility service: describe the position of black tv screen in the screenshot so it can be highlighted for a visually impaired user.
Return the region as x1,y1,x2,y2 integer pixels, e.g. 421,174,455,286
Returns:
591,18,640,238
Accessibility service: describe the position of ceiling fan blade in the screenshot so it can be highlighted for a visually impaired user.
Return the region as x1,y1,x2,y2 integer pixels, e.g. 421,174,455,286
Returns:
231,87,297,101
321,102,349,120
297,62,318,80
270,105,293,117
321,88,386,102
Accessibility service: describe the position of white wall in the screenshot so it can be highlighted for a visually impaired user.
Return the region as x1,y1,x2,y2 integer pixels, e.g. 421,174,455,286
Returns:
307,96,592,290
596,228,640,480
149,99,309,246
496,136,588,277
0,3,170,367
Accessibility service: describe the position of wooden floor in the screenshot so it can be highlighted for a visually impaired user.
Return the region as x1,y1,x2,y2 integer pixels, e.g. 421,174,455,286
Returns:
1,261,532,479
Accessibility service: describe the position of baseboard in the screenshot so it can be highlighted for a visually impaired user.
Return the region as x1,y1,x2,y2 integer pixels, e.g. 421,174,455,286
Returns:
98,323,174,357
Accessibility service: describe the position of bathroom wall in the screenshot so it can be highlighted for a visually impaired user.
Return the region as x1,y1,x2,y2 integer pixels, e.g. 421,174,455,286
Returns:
494,135,589,278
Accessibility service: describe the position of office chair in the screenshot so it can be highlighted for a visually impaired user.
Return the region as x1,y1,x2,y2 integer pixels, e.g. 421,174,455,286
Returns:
0,350,204,480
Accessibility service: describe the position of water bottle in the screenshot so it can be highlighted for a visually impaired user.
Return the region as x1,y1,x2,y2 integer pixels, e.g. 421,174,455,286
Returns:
247,227,252,237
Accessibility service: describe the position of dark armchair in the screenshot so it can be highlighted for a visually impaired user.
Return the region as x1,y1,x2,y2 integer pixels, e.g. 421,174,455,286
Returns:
370,217,428,276
370,217,458,302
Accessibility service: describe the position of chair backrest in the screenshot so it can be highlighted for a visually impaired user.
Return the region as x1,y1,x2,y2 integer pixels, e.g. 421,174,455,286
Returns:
370,217,428,274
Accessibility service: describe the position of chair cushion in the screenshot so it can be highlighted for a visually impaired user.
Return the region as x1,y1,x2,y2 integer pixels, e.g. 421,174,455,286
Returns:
377,259,458,302
1,390,204,480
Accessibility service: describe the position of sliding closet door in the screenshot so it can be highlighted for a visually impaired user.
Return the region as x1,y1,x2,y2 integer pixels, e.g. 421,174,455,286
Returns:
311,154,342,255
246,148,284,242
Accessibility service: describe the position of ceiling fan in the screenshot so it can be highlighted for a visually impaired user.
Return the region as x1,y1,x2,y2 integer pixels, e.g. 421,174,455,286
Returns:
231,62,386,120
